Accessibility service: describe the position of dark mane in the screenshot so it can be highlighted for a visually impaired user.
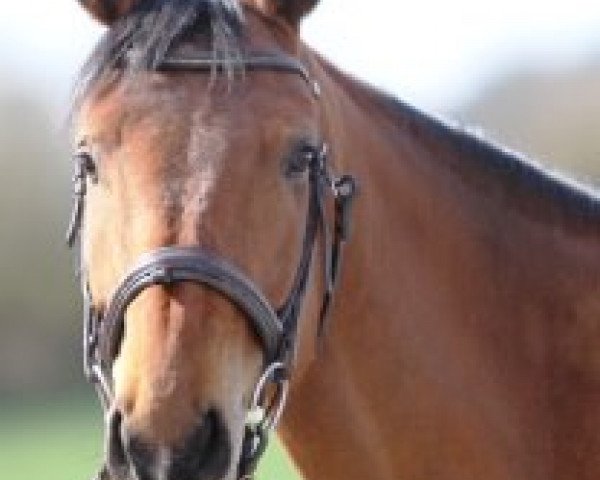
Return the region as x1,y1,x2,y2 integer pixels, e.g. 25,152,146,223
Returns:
74,0,243,107
316,56,600,225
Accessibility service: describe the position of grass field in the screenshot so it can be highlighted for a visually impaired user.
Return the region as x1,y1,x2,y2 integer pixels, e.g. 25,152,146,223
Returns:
0,394,300,480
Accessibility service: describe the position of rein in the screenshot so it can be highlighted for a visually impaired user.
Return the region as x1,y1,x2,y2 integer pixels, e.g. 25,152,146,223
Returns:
68,52,357,480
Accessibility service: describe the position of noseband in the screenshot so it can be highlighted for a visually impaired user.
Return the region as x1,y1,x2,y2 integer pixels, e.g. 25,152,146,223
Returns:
68,52,357,480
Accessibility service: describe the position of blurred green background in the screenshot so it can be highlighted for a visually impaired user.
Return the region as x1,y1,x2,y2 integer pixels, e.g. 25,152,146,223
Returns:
2,3,600,480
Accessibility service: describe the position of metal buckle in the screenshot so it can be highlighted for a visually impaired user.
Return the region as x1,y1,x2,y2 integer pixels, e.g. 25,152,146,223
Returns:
246,361,290,433
239,362,289,480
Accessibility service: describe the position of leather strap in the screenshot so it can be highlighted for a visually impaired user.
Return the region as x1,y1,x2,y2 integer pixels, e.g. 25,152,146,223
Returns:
66,152,97,248
160,52,314,87
99,247,284,372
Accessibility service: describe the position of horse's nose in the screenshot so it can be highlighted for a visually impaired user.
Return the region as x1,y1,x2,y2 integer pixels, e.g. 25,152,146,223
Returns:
106,408,232,480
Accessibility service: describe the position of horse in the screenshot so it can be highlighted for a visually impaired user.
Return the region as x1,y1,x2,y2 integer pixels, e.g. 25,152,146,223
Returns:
68,1,600,479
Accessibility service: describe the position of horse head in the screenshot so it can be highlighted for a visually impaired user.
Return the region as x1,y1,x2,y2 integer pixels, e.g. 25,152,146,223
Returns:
71,1,355,479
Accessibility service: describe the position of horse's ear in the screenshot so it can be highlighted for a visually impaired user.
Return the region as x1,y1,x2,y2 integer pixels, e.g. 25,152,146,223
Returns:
77,0,141,25
250,0,319,28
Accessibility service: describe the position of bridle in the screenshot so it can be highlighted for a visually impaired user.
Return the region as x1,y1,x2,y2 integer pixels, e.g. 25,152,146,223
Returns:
68,51,357,480
69,51,357,480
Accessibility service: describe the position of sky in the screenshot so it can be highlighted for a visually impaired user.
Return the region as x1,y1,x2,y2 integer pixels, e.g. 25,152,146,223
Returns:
2,0,600,113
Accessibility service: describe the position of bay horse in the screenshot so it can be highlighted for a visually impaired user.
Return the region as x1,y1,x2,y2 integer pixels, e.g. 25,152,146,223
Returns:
69,1,600,479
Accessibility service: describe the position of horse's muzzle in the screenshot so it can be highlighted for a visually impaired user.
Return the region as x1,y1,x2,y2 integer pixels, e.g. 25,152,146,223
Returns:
101,407,231,480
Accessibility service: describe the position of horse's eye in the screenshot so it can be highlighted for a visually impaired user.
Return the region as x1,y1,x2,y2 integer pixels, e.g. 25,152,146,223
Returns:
285,145,318,179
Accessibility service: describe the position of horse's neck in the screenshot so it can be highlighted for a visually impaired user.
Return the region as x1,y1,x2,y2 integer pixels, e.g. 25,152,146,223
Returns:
279,54,600,480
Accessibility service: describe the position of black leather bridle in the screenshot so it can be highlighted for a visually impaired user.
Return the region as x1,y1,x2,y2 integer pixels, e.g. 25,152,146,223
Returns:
68,51,357,480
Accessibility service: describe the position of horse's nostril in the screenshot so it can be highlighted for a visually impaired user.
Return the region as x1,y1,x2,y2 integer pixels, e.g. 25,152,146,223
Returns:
168,409,231,480
123,431,156,480
187,409,217,458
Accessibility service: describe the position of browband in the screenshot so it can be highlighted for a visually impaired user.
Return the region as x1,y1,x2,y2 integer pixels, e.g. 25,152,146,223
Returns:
160,52,320,95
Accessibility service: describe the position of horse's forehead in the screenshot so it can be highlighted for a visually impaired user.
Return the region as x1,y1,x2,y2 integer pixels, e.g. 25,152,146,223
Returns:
77,76,199,143
79,81,311,164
